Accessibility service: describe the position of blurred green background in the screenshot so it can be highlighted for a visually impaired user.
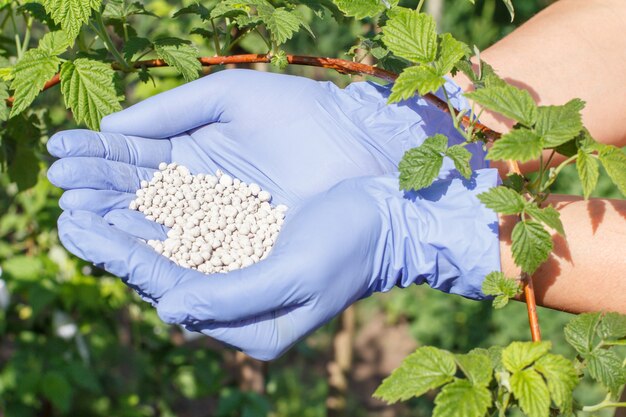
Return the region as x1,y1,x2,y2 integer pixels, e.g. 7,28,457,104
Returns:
0,0,621,416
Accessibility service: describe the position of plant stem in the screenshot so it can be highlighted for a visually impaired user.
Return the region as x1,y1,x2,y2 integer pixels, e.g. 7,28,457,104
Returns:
598,338,626,348
583,400,626,412
226,27,252,52
416,0,426,13
255,28,272,51
210,19,221,55
539,154,577,193
21,15,32,53
9,8,22,59
537,154,544,189
442,87,460,132
122,18,129,42
0,11,12,31
544,149,556,170
498,391,510,417
92,11,132,71
134,50,152,62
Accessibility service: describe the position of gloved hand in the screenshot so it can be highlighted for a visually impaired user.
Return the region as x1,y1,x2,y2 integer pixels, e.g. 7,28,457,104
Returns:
57,169,501,360
47,69,486,211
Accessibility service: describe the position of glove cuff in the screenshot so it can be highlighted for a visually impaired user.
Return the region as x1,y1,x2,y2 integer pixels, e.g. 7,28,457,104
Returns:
371,168,501,300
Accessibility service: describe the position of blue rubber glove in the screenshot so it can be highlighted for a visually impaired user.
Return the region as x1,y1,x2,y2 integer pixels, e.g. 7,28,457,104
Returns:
47,69,486,209
57,169,501,360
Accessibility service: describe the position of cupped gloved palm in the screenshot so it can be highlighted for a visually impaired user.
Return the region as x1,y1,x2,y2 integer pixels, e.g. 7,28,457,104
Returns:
57,169,500,360
47,69,486,213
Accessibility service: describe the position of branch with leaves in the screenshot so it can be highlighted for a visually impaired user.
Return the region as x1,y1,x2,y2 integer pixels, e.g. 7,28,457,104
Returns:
364,3,626,416
375,312,626,417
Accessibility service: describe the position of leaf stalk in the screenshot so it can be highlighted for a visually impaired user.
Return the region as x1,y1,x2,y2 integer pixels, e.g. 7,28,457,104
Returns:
92,11,133,72
582,399,626,412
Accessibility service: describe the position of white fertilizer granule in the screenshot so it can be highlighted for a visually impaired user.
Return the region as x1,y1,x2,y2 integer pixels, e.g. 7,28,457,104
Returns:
130,163,287,274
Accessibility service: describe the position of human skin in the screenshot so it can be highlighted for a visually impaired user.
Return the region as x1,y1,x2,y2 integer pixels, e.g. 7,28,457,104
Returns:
452,0,626,314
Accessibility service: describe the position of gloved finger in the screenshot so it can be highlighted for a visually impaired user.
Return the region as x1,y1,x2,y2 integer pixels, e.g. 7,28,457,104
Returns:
57,210,198,300
59,189,134,216
168,304,317,361
342,81,390,103
103,209,168,241
155,256,302,324
47,130,172,168
48,157,156,192
100,70,244,138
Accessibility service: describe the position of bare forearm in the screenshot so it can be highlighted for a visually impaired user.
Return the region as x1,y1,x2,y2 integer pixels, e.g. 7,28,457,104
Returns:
499,195,626,314
453,0,626,173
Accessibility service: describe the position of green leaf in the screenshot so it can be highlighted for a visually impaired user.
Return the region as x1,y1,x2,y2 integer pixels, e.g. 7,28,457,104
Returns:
554,138,578,157
486,128,543,163
4,114,41,191
332,0,395,19
420,134,448,153
18,2,58,28
103,0,156,18
454,59,476,83
373,346,456,403
398,135,447,191
29,285,56,317
434,33,469,76
598,312,626,340
66,362,101,393
382,8,438,64
564,312,601,355
481,271,521,309
433,379,491,417
525,204,565,236
598,146,626,196
270,50,289,70
535,354,578,414
0,82,9,122
510,368,550,417
445,145,472,179
173,3,211,20
481,61,507,88
586,349,625,395
486,346,504,372
43,0,101,38
389,65,445,102
261,7,303,45
378,54,410,74
465,85,537,126
2,256,45,281
154,39,201,82
502,173,525,193
123,36,152,61
511,220,553,274
535,99,584,148
576,149,599,199
9,49,60,117
455,351,493,387
41,371,73,413
9,142,40,191
459,59,507,90
477,186,525,215
38,30,73,55
501,0,514,22
0,67,12,82
502,341,551,373
190,27,215,40
578,130,603,153
59,58,123,130
210,0,270,21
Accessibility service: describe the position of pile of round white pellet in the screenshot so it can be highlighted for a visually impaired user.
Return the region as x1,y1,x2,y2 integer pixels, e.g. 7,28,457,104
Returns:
129,162,287,274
